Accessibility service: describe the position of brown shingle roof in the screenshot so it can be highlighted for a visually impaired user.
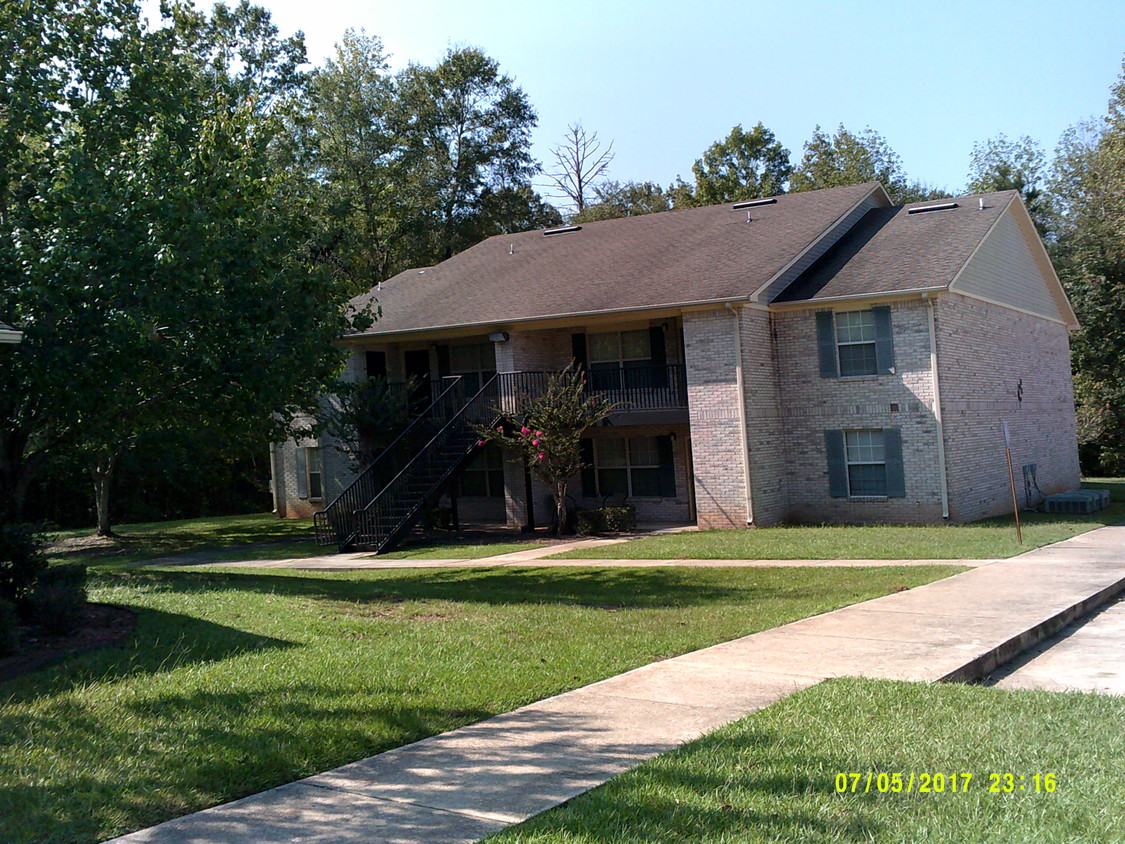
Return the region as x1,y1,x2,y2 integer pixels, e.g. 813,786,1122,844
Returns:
773,192,1017,303
351,182,880,337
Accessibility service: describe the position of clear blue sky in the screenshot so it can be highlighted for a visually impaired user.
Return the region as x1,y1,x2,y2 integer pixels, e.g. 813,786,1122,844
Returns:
147,0,1125,202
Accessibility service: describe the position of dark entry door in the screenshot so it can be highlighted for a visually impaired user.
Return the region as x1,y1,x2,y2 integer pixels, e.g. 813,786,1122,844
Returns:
404,349,431,412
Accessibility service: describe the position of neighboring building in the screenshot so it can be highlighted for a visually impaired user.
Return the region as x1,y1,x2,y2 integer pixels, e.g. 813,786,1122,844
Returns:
0,321,22,345
274,183,1080,551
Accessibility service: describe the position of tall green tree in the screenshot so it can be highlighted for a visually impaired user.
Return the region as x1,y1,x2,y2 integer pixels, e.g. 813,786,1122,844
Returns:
790,124,949,204
573,180,672,223
396,47,544,262
966,133,1049,235
0,1,361,533
1050,80,1125,474
670,123,790,208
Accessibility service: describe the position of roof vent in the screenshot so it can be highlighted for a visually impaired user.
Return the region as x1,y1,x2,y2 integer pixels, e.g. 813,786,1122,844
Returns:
732,198,777,210
908,202,959,215
543,225,582,236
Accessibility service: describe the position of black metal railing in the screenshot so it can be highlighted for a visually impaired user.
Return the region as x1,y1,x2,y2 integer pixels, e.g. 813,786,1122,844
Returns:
314,364,688,553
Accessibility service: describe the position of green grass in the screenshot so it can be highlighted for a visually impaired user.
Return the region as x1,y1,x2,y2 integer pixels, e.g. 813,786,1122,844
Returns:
44,512,318,567
0,565,962,843
550,501,1125,562
372,540,543,560
489,678,1125,844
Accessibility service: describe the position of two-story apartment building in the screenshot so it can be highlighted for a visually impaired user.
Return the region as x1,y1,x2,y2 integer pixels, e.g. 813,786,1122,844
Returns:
274,182,1081,550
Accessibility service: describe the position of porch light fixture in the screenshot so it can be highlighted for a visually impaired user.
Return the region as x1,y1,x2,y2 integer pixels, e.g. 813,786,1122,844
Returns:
488,331,510,343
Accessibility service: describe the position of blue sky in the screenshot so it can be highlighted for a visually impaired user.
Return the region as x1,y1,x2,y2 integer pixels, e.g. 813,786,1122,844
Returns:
147,0,1125,204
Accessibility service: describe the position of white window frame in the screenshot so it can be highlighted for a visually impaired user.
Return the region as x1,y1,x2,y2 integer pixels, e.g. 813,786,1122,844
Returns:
593,437,663,499
835,310,878,377
305,446,324,501
844,429,887,498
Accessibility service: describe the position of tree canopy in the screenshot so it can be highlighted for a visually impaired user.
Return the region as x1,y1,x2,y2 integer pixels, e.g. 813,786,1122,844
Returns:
671,123,791,208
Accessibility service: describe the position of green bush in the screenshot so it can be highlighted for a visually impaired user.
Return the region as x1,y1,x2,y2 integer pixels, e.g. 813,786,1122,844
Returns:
576,506,636,536
0,598,18,657
24,564,87,634
0,524,48,605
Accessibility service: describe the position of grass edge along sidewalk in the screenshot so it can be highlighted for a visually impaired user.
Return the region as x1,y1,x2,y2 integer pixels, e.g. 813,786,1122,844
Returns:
485,677,1125,844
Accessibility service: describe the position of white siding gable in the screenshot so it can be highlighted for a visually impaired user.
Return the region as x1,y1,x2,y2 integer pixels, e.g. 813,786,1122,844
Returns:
951,207,1072,325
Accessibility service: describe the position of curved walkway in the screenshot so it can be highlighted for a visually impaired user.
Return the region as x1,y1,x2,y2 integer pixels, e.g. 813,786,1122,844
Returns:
108,525,1125,844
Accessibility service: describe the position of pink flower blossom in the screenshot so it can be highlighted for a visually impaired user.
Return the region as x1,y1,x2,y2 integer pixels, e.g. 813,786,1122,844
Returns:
531,439,539,446
476,440,485,447
496,426,503,431
535,431,543,436
520,426,531,435
537,452,545,460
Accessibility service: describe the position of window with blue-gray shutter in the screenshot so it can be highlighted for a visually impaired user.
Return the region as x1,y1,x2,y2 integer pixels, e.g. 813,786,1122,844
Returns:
817,308,895,377
825,428,905,498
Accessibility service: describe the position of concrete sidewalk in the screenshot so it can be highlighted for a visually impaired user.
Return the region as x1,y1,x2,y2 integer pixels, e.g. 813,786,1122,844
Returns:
106,525,1125,844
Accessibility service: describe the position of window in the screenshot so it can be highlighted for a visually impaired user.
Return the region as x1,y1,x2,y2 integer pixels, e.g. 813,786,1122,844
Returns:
825,428,905,499
816,308,895,378
835,311,878,376
458,444,504,498
595,437,661,498
305,447,323,500
449,342,496,394
588,329,651,368
844,430,886,496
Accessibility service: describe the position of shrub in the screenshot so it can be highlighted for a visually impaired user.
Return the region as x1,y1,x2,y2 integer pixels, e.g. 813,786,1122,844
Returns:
0,598,18,657
24,564,87,634
576,506,636,536
0,524,48,605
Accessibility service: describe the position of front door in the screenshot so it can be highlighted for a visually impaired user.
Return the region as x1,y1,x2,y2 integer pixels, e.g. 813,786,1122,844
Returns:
404,349,431,413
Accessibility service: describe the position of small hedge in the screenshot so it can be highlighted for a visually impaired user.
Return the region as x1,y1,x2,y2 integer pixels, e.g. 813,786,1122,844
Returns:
0,598,18,657
25,564,88,634
0,523,48,605
576,506,637,536
0,525,88,644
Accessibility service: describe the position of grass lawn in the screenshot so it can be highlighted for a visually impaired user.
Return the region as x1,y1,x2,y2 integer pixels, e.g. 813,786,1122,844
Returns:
551,493,1125,561
45,512,318,567
489,678,1125,844
0,564,962,843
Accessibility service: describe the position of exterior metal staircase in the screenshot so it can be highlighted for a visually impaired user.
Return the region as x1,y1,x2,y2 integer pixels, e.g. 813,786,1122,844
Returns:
313,375,502,554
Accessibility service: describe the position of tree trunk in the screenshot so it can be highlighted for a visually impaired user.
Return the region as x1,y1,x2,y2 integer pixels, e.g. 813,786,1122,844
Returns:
555,480,569,536
90,451,118,537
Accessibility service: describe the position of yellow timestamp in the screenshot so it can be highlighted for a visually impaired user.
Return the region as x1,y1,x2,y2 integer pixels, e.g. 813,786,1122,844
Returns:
834,772,1058,794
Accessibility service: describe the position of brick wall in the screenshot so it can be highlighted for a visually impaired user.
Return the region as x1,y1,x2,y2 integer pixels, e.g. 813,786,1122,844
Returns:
936,293,1080,521
739,308,788,525
773,299,946,524
683,308,749,528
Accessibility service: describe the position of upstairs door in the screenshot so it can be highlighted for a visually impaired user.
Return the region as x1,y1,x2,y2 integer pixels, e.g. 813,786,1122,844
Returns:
404,349,432,413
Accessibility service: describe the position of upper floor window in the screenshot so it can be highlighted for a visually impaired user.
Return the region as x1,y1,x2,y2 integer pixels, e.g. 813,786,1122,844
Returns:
816,307,895,378
449,342,496,393
588,329,651,368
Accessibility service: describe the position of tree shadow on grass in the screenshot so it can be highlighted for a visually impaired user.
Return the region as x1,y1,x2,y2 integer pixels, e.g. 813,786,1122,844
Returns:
99,565,836,611
0,685,492,844
0,606,296,702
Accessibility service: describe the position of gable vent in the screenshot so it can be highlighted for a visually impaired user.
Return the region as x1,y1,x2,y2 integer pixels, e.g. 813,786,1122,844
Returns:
732,198,777,210
543,225,582,236
908,202,959,215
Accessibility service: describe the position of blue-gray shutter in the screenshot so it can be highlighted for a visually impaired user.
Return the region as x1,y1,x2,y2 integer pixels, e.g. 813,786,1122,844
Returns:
825,430,848,497
571,333,587,371
873,306,895,374
579,439,596,497
295,447,309,499
816,311,837,378
656,436,676,497
883,428,905,498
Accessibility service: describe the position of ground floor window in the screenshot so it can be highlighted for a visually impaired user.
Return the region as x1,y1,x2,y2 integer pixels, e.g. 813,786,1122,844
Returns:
844,429,886,496
825,427,905,499
305,447,323,501
458,443,505,498
597,437,661,498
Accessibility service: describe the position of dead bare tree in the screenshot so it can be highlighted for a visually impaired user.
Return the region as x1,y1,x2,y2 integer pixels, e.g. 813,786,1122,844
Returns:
548,123,615,214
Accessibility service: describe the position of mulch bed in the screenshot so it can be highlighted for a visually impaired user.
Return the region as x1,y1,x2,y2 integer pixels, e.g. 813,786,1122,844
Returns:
0,604,136,683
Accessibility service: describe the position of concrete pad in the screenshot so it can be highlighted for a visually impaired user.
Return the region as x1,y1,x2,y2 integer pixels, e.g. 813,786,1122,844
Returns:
103,781,506,844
